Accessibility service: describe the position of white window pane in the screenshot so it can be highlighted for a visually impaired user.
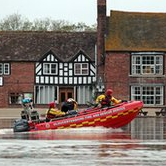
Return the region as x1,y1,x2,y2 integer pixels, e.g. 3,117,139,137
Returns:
43,63,57,75
35,86,55,104
4,63,9,75
76,86,93,104
131,54,163,75
131,85,163,105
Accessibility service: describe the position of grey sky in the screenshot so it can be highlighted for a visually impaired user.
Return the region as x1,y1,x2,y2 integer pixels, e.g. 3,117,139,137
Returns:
0,0,166,25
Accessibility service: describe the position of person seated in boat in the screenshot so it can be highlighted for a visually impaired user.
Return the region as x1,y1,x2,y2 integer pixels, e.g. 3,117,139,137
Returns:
46,102,66,122
95,89,122,107
61,98,78,115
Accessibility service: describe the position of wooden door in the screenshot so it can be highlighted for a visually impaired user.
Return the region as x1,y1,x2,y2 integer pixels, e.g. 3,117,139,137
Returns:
59,87,74,103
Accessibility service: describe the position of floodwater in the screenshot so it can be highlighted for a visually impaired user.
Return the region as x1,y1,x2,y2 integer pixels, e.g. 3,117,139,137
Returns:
0,117,166,166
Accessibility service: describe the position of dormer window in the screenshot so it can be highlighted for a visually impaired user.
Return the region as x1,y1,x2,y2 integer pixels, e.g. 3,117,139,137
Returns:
43,63,57,75
74,63,88,75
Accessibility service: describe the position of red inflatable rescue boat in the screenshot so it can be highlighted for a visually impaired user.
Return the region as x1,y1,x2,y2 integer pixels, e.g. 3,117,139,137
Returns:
13,100,143,132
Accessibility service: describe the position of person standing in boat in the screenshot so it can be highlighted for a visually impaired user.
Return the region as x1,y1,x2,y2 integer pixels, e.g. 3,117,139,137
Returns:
95,89,122,107
46,102,66,122
21,97,33,120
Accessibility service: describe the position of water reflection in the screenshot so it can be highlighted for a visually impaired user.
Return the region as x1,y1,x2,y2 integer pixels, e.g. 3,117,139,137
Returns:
0,117,166,140
0,117,166,166
0,127,131,140
129,117,166,140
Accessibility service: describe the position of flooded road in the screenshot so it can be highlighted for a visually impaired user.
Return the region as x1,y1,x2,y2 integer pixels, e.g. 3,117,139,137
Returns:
0,117,166,166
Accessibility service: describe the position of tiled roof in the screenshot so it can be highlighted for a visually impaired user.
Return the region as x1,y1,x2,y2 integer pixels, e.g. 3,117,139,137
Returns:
0,31,96,62
105,10,166,52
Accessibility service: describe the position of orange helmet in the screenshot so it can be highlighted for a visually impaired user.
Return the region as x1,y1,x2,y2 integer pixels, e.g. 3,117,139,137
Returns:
106,89,113,96
49,102,56,108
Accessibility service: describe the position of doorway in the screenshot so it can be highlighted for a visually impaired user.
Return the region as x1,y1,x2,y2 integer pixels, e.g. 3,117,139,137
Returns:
59,87,74,103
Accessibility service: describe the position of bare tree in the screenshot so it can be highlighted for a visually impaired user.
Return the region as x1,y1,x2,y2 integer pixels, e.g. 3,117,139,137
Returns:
0,13,96,31
0,13,31,30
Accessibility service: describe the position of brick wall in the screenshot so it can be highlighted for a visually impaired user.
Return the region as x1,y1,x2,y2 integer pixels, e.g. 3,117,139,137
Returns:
0,62,34,107
104,52,130,100
105,52,166,104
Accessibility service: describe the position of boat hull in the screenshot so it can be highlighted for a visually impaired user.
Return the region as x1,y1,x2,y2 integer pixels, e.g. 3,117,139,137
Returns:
27,100,143,132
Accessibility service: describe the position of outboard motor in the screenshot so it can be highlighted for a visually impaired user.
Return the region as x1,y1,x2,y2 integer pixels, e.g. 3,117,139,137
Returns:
13,119,30,132
30,110,40,122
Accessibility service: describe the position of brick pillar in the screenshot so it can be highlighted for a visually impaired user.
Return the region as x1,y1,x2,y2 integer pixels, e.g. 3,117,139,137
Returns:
97,0,106,93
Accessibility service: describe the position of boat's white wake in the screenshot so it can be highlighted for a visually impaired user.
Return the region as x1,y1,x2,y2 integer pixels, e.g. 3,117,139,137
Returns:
0,127,127,141
0,128,13,135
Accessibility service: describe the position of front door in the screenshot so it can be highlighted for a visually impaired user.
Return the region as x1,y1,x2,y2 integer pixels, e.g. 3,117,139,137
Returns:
59,87,74,103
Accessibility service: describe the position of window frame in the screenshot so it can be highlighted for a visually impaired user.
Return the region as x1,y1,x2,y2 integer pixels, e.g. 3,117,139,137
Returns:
43,63,57,75
34,85,57,104
0,63,10,75
9,92,33,105
0,63,3,75
0,77,3,86
131,85,164,106
131,53,163,75
4,63,10,75
9,92,22,105
74,63,89,75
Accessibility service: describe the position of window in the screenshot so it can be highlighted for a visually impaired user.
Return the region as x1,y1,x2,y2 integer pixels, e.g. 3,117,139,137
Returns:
9,92,33,105
0,63,10,75
4,63,10,74
24,93,33,99
9,93,22,104
76,86,94,104
74,63,88,75
43,63,57,75
35,85,57,104
0,64,2,75
0,77,3,86
131,53,163,75
131,86,163,105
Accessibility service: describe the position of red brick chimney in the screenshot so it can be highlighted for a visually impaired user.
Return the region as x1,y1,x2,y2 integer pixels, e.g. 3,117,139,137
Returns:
97,0,106,92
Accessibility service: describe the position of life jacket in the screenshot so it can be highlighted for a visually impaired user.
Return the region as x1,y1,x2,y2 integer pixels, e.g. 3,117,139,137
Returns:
101,96,111,106
46,110,56,119
46,108,65,119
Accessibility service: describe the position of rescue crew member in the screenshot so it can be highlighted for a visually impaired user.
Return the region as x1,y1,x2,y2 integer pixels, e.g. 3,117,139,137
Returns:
95,89,122,107
46,102,66,122
61,98,78,115
67,98,78,110
21,97,33,120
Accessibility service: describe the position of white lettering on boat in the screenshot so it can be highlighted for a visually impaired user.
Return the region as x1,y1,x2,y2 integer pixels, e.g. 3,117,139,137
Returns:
53,106,126,126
